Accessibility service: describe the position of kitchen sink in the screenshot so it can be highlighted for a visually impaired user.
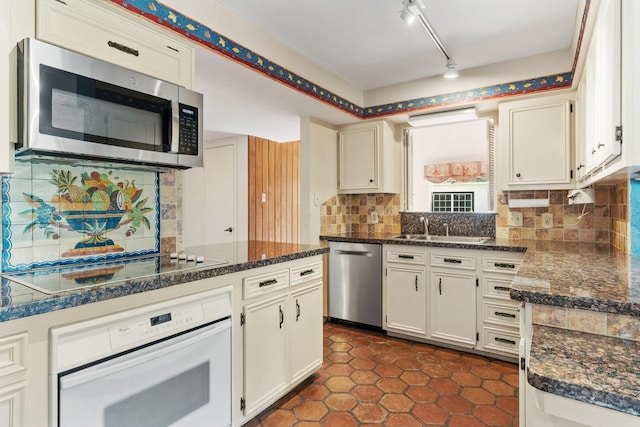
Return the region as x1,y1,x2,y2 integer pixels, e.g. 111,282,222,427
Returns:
392,235,490,244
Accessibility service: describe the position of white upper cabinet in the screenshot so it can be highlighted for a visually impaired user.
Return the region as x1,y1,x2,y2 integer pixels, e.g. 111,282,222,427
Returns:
0,0,35,174
497,92,574,190
338,120,398,194
37,0,194,88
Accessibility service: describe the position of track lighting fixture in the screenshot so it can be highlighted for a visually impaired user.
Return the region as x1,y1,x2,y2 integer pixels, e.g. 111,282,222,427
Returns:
400,0,458,78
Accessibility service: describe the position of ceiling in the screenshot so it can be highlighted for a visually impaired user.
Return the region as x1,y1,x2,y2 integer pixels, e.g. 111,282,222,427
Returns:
162,0,582,141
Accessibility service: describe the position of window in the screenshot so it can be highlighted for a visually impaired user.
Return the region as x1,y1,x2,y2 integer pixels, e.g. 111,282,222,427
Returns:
432,192,474,212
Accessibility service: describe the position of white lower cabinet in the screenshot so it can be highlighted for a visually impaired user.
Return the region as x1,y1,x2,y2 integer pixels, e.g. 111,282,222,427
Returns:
242,293,289,416
383,245,524,360
0,381,27,427
0,332,28,427
239,259,323,422
429,270,477,347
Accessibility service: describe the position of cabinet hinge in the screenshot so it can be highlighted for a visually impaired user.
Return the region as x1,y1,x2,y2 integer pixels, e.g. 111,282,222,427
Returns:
240,312,245,326
476,278,479,287
570,102,573,113
240,397,245,412
476,332,480,342
570,169,573,180
616,125,623,144
385,268,387,276
520,357,526,371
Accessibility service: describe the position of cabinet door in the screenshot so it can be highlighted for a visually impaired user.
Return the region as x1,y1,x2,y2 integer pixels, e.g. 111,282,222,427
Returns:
339,127,378,190
290,283,323,384
429,270,477,347
0,381,26,427
37,0,194,88
386,266,427,335
243,295,289,416
506,97,572,186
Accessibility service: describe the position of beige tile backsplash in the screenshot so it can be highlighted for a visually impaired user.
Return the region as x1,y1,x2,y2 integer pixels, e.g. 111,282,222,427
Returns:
320,194,401,236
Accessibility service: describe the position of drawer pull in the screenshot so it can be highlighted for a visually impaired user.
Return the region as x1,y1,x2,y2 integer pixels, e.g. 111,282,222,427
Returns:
108,40,140,57
495,337,516,345
299,269,315,277
279,305,284,328
258,279,278,288
444,258,462,264
398,254,415,259
494,286,511,292
495,311,516,319
494,262,516,269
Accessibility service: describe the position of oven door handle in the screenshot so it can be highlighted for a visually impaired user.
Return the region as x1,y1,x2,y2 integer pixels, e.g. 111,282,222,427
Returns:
59,319,230,390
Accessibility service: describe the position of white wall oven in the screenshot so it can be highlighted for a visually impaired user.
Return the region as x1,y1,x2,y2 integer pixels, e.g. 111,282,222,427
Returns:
50,287,232,427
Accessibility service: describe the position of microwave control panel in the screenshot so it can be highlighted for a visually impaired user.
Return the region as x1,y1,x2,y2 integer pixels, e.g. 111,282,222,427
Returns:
178,104,199,155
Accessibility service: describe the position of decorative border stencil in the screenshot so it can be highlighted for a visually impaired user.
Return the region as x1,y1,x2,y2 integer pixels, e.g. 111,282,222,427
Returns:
109,0,588,118
1,160,160,272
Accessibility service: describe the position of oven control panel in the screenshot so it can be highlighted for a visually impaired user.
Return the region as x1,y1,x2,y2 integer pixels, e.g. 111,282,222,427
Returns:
109,304,205,349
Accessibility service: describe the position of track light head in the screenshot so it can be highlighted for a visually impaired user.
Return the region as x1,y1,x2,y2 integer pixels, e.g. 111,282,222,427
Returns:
444,59,458,79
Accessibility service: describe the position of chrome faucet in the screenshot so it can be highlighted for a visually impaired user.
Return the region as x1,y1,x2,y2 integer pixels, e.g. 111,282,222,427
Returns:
444,223,449,237
421,216,429,236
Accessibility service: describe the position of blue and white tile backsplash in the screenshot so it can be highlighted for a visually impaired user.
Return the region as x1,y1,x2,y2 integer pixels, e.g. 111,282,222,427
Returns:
2,159,160,272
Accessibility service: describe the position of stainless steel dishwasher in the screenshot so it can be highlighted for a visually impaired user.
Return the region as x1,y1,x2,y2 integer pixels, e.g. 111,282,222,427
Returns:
329,241,382,328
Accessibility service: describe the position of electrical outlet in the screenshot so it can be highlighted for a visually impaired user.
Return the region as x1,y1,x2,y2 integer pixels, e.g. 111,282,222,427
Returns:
508,211,523,227
541,212,553,229
370,211,379,224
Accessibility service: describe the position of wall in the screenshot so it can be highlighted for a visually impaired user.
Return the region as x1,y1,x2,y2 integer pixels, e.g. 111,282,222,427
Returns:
495,182,629,251
320,193,401,235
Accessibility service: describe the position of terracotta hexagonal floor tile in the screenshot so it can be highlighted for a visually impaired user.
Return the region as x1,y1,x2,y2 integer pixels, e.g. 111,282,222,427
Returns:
325,363,354,376
461,387,496,405
496,396,519,416
370,351,399,364
434,347,462,360
350,337,372,348
411,343,435,353
376,377,408,393
502,372,520,388
324,376,356,393
405,385,438,403
428,378,461,395
373,363,403,377
295,422,321,427
322,412,358,427
352,402,389,423
327,351,353,364
349,346,375,358
483,379,516,396
421,363,452,378
395,357,423,370
385,413,424,427
437,395,472,414
350,369,380,385
298,384,329,400
412,402,449,425
311,369,330,385
260,409,296,427
400,370,429,386
350,357,377,370
442,359,472,372
470,365,502,380
292,401,328,421
474,405,513,426
461,353,490,366
448,414,488,427
451,371,482,387
352,384,384,402
369,342,393,354
276,392,303,409
490,360,518,373
329,342,353,352
324,393,358,411
380,393,415,412
329,332,351,342
390,346,417,359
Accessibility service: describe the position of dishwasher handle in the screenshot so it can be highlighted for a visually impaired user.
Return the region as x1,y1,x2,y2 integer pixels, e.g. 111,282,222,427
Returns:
335,250,373,257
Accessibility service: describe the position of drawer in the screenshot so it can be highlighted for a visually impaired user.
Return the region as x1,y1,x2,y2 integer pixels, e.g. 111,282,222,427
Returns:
482,256,522,274
243,269,289,299
387,249,427,265
290,262,323,287
482,301,520,328
430,252,476,270
481,327,519,355
481,276,514,300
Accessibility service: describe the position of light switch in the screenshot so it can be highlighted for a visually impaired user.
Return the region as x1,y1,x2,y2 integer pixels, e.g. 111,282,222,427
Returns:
541,212,553,229
370,212,379,224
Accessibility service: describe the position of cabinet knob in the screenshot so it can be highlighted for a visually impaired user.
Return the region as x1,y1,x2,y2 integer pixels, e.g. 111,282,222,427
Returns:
369,179,374,183
598,143,605,148
515,173,521,178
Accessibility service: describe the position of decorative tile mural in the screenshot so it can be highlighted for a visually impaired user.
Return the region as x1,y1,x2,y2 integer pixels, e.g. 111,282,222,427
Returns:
2,160,160,272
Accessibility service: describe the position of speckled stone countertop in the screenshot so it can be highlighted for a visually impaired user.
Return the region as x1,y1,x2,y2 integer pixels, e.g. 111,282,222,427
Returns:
507,239,640,317
0,241,328,322
528,324,640,416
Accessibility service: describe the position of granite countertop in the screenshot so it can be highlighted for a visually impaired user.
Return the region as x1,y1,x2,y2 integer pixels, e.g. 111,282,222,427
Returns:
528,324,640,416
0,240,328,322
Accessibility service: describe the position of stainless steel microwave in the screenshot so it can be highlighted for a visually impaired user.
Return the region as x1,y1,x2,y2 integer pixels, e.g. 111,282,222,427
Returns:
15,38,203,168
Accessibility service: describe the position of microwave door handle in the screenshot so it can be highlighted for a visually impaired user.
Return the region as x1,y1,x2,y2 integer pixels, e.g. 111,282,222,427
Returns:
170,99,180,153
